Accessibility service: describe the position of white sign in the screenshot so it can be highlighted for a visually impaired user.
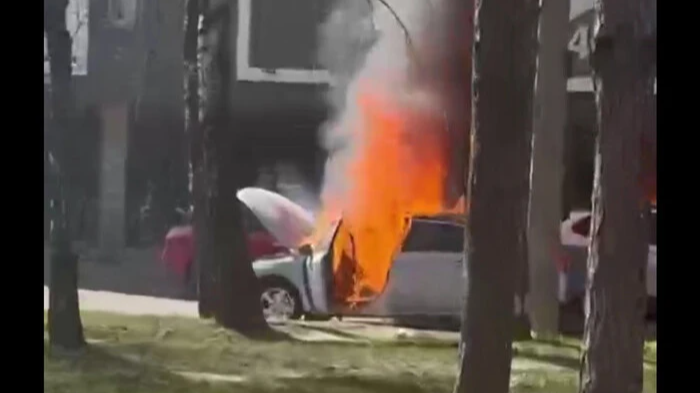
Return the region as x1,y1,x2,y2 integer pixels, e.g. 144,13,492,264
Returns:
43,0,89,76
568,25,590,61
566,0,656,94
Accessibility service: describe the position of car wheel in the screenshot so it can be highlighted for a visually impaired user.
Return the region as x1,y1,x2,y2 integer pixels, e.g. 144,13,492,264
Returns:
259,279,302,322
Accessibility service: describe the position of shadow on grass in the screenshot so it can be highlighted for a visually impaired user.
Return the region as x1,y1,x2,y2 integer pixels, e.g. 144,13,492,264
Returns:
516,351,582,371
44,341,445,393
45,341,218,393
514,343,657,371
240,326,296,342
291,323,367,340
520,337,582,352
271,375,445,393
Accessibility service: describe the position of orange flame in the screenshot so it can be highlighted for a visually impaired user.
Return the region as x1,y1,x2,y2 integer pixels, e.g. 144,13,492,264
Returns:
316,83,464,306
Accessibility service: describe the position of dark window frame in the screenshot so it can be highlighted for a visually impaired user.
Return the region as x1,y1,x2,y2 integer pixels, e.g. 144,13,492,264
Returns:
402,220,465,253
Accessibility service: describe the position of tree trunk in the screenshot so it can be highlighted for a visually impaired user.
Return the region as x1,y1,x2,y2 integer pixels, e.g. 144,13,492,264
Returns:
526,0,570,336
186,0,214,318
199,0,268,333
454,0,540,391
578,1,655,392
45,0,85,352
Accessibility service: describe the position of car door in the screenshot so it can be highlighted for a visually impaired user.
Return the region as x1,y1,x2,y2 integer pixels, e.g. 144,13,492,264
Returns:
302,250,331,314
385,220,465,316
300,222,339,315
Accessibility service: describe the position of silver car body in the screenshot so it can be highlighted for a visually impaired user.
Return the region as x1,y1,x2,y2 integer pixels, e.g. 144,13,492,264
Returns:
240,188,467,318
252,220,467,318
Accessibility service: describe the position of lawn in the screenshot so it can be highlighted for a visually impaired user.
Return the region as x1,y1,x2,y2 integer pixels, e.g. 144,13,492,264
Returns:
44,312,657,393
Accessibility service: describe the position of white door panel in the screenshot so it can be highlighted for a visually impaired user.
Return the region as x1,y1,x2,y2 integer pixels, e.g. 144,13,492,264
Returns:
352,252,462,317
303,252,330,314
392,251,462,315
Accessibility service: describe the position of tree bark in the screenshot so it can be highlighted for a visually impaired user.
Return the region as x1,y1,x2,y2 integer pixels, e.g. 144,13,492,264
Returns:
199,0,268,333
45,0,85,352
526,0,570,336
186,0,214,318
454,0,540,391
578,1,655,392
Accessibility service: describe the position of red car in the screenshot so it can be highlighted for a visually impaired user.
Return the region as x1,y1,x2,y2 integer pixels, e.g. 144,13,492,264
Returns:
161,218,289,285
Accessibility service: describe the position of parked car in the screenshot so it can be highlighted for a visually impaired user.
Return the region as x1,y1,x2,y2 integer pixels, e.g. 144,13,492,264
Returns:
160,207,289,286
556,208,657,319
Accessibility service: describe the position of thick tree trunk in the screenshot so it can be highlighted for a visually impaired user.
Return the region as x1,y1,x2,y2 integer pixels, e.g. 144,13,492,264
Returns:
454,0,540,391
578,1,655,392
45,0,85,352
526,0,570,336
186,0,214,318
199,0,267,333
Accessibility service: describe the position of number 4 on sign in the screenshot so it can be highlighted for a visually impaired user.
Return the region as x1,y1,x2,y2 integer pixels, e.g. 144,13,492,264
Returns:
568,25,590,60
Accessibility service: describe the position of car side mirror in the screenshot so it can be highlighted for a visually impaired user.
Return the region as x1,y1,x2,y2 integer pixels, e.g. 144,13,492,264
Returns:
298,244,313,256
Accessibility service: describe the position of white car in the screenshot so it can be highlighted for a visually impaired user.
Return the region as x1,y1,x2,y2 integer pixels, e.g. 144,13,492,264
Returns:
239,188,467,321
557,208,657,318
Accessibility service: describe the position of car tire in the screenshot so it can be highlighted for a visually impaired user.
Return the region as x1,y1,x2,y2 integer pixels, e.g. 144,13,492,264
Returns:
259,277,303,321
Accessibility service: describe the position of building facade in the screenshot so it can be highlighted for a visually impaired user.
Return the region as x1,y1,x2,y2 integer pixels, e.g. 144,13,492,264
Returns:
44,0,332,254
43,0,655,253
564,0,657,212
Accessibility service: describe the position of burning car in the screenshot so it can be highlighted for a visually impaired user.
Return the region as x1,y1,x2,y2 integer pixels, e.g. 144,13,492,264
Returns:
239,187,468,322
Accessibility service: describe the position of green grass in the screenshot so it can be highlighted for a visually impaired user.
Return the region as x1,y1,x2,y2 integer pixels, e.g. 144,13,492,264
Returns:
44,312,657,393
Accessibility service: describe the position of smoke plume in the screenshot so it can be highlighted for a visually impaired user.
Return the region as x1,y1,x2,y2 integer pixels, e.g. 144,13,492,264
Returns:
313,0,474,303
317,0,472,215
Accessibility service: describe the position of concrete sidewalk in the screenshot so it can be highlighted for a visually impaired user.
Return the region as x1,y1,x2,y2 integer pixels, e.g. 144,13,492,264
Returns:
43,286,198,317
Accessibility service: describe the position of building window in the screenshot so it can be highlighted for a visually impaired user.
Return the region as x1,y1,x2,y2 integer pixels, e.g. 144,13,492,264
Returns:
236,0,333,84
44,0,89,78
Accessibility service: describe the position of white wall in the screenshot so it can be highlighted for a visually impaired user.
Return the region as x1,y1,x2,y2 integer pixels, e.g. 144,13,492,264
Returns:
570,0,594,19
43,0,89,76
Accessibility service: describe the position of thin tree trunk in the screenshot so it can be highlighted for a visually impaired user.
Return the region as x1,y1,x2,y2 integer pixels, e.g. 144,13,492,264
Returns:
526,0,570,336
578,1,655,392
454,0,540,391
199,0,268,333
45,0,85,352
186,0,214,318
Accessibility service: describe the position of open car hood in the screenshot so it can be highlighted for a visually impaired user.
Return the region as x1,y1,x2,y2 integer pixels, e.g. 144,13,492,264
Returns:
236,187,315,249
